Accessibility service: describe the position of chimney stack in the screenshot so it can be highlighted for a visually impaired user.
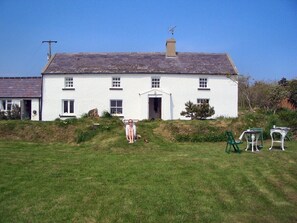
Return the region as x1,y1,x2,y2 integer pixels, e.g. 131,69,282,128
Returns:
166,38,176,57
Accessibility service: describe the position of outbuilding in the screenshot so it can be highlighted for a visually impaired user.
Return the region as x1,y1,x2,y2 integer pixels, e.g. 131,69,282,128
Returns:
0,77,41,120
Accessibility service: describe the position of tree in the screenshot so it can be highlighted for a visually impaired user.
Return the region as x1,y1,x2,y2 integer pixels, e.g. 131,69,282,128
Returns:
180,101,197,120
180,101,215,120
268,85,289,113
196,103,215,120
238,75,253,111
288,79,297,108
249,81,273,111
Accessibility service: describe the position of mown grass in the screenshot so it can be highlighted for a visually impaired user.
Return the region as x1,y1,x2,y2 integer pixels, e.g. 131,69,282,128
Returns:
1,134,297,222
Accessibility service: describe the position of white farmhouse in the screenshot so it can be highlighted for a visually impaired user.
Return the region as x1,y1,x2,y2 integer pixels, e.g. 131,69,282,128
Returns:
41,39,239,121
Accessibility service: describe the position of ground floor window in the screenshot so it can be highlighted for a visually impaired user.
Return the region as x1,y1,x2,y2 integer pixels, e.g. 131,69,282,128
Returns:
197,98,209,105
1,99,13,111
110,100,122,115
63,100,74,114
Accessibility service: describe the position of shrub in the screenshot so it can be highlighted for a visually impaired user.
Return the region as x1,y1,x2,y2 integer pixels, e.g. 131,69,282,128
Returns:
101,110,112,118
181,101,215,120
0,105,21,120
0,111,7,120
277,109,297,129
11,104,21,119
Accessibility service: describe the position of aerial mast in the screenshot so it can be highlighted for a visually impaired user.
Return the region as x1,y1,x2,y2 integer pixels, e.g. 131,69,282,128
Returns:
168,26,177,37
42,40,57,60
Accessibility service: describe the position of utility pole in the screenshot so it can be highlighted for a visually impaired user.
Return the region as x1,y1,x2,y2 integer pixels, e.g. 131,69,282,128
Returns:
42,40,57,60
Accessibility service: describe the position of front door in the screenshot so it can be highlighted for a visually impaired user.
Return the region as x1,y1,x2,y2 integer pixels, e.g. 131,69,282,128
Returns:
23,100,31,119
149,98,161,120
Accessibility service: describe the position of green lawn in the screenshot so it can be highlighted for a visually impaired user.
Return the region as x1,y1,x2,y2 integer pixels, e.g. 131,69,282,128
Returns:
0,138,297,222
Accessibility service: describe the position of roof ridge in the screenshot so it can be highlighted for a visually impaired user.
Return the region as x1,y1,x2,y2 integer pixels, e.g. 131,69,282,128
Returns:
0,76,41,79
54,52,228,55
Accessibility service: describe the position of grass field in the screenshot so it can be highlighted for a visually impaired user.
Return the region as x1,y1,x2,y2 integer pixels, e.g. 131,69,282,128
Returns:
1,132,297,222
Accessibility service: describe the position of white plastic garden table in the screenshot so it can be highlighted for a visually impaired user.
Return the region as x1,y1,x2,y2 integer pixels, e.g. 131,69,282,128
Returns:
269,127,290,151
239,129,262,152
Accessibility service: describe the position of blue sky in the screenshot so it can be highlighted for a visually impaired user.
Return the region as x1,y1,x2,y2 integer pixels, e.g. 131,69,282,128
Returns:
0,0,296,81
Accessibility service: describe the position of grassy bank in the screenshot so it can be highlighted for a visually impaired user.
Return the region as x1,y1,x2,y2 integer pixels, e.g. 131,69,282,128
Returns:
0,109,296,144
0,139,297,222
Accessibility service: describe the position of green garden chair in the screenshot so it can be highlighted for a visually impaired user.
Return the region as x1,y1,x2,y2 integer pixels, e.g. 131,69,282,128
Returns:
225,131,243,153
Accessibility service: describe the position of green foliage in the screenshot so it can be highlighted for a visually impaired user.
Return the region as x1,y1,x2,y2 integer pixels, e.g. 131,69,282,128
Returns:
0,111,7,120
75,127,98,143
55,117,78,127
176,132,226,142
181,101,215,120
268,85,289,112
277,109,297,130
0,104,21,120
101,110,112,118
81,113,89,118
239,76,297,112
288,79,297,108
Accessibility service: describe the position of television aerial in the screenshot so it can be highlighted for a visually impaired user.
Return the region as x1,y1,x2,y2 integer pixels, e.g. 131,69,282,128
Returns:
168,26,177,36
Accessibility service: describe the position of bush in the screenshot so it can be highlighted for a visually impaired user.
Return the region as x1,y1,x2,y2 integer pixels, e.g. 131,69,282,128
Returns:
0,111,7,120
101,110,112,118
56,117,78,127
277,109,297,129
0,105,21,120
180,101,215,120
11,104,21,119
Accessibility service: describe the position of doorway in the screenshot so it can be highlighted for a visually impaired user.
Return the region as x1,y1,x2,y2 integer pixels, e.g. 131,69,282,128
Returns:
23,100,31,120
149,98,161,120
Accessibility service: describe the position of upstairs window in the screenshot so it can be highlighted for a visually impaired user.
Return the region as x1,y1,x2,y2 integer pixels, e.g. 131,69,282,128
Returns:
63,100,74,114
199,78,208,88
152,77,160,88
110,100,122,115
112,77,121,88
197,98,209,105
65,77,74,88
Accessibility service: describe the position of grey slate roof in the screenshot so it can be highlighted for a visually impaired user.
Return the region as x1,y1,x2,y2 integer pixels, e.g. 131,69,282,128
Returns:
42,52,238,75
0,77,42,98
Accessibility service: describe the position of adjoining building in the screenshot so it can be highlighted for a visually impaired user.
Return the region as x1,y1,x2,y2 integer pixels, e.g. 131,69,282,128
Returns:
41,38,239,121
0,77,41,120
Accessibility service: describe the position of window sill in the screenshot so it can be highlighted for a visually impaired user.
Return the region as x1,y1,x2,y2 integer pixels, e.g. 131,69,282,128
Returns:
198,88,210,91
59,114,76,118
62,88,75,91
111,114,124,118
109,88,123,90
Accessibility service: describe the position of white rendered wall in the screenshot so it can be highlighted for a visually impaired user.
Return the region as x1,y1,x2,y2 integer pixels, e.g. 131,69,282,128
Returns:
42,74,238,121
31,99,40,121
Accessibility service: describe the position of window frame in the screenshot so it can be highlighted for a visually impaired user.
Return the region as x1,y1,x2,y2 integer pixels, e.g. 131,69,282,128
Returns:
63,77,74,90
151,77,160,88
198,78,210,90
199,78,208,88
62,99,75,115
197,98,210,106
1,99,13,111
112,77,121,88
110,99,123,115
110,77,123,90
